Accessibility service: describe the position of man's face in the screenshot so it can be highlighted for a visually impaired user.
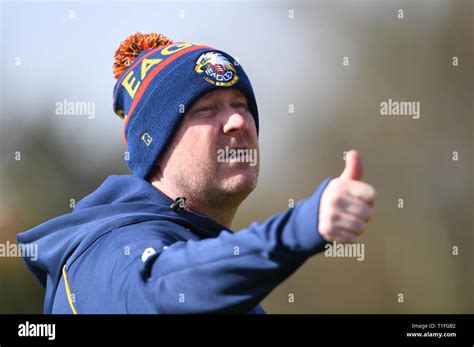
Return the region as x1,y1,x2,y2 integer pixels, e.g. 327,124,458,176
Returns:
155,88,259,204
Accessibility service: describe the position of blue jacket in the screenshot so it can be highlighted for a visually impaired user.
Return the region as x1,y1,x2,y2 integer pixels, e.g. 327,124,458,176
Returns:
17,175,333,314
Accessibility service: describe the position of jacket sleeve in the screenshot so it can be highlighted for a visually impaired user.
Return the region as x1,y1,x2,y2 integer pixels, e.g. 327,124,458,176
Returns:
125,177,333,313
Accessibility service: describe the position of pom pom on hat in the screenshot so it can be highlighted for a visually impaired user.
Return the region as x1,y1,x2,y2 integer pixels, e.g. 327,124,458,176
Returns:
113,32,174,79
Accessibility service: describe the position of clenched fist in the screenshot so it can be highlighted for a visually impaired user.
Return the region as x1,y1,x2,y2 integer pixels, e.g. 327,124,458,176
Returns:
318,150,377,244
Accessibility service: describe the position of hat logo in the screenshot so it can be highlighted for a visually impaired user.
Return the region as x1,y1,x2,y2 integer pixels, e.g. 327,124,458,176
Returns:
140,132,153,146
195,52,238,87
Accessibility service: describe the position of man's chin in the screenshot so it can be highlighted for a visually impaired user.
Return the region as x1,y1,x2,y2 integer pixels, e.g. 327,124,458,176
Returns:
217,171,258,197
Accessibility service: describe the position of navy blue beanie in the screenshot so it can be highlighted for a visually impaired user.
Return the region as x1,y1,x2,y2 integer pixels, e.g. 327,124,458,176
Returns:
113,33,259,179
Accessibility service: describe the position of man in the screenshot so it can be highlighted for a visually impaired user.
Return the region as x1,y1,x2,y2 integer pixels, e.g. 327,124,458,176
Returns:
18,33,376,313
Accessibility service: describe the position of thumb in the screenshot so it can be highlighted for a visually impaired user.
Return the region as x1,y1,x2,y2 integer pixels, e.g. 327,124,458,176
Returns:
340,150,363,181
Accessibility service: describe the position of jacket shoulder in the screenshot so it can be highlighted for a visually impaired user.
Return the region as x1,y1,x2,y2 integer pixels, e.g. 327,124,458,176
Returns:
110,218,199,248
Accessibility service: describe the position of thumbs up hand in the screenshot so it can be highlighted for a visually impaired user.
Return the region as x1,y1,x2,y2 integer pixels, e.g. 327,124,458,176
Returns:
318,150,377,244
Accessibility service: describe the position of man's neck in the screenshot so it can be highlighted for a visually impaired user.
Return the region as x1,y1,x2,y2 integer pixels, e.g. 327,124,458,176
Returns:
149,180,239,229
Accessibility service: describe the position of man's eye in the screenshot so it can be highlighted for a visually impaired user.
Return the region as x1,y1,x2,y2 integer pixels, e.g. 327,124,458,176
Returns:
232,102,247,109
195,106,213,114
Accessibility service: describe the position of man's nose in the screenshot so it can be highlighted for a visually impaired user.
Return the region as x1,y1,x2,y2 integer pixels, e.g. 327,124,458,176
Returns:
222,108,247,134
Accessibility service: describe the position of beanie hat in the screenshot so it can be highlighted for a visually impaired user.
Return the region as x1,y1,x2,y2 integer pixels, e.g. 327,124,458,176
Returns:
112,32,259,179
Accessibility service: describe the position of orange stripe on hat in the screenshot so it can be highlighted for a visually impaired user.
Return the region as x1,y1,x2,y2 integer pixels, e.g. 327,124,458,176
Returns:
113,43,175,110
